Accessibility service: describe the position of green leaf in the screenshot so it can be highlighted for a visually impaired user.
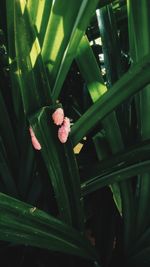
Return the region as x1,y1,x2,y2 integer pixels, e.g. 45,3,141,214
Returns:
96,5,123,85
27,0,53,47
6,0,16,59
81,160,150,196
129,226,150,257
109,183,122,215
0,138,18,197
0,193,98,261
127,0,150,238
81,138,150,195
119,180,135,253
76,35,123,217
18,133,35,199
14,0,52,115
76,35,107,102
0,91,19,175
75,33,134,250
6,0,25,123
29,106,84,231
71,53,150,146
41,0,99,101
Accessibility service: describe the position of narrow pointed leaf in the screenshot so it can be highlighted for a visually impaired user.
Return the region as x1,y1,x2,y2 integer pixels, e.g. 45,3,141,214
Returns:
76,35,107,102
81,138,150,195
81,160,150,197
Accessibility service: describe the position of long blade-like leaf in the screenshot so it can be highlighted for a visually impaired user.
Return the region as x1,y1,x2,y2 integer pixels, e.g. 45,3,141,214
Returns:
76,35,107,102
14,0,52,115
0,193,98,261
27,0,53,47
81,160,150,197
71,53,150,146
29,106,84,230
81,138,150,195
76,33,135,251
127,0,150,239
41,0,99,101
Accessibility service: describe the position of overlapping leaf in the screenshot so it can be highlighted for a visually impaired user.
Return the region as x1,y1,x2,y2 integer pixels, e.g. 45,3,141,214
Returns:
29,107,84,230
0,193,98,261
41,0,99,101
71,53,150,146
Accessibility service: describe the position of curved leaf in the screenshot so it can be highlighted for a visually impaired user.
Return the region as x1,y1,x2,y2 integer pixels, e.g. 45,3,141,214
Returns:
0,193,98,261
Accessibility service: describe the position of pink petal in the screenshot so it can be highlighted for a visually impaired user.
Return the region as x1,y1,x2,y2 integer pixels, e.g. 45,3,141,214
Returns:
52,108,64,126
31,136,42,150
58,125,69,143
29,126,35,137
29,127,41,150
63,117,71,132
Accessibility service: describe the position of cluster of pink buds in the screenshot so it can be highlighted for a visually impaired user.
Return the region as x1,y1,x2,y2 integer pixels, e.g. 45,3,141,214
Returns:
52,108,71,143
29,107,70,150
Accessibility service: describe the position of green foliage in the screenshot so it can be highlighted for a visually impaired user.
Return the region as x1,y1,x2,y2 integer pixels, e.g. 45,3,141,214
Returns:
0,0,150,266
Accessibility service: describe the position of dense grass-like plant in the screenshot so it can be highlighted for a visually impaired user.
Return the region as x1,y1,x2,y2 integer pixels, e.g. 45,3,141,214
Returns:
0,0,150,266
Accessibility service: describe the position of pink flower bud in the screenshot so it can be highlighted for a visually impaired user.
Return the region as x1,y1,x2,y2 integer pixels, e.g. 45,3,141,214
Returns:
63,117,71,132
58,117,70,143
58,126,68,143
58,117,71,143
52,108,64,126
29,127,41,150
